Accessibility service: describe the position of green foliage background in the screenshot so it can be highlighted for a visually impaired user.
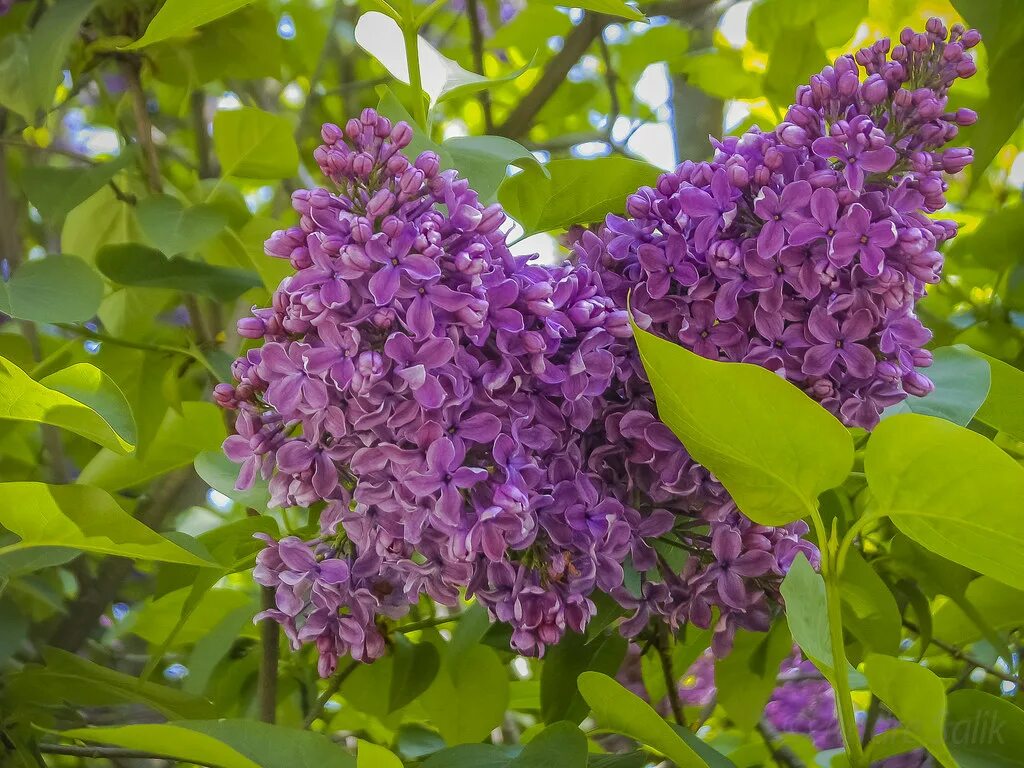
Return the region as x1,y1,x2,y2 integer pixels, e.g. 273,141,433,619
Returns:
1,0,1024,766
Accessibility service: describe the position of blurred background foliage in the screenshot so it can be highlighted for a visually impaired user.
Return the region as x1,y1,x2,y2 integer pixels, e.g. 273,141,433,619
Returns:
0,0,1022,765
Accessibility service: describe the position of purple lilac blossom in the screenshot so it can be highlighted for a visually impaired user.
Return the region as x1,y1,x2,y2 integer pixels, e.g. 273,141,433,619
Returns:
578,19,978,429
219,20,977,676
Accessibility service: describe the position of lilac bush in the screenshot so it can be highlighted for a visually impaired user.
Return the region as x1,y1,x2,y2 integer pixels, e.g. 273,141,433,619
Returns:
218,21,977,675
578,18,979,429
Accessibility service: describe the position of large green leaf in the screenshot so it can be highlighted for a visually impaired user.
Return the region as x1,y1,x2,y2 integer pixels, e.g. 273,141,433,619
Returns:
950,0,1024,179
779,554,834,678
508,722,588,768
61,185,142,263
359,740,403,768
946,689,1024,768
839,549,901,657
78,401,226,492
21,151,134,222
0,356,136,453
865,414,1024,589
541,630,627,725
124,0,257,49
388,635,441,713
5,648,214,719
0,482,216,567
631,322,853,525
420,642,510,745
882,345,991,426
932,577,1024,646
974,353,1024,442
499,157,662,236
137,195,228,255
58,724,260,768
535,0,645,22
444,135,546,202
0,254,104,324
96,243,260,301
213,107,299,179
194,449,270,509
862,654,957,768
179,720,356,768
715,620,793,732
32,0,95,111
576,671,707,768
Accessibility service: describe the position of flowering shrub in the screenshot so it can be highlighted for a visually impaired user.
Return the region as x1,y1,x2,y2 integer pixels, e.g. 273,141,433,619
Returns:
218,20,978,678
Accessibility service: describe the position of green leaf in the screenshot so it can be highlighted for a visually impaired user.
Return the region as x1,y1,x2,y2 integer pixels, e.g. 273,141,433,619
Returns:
864,729,926,765
882,345,991,426
865,414,1024,589
358,740,403,768
839,550,901,657
78,402,225,492
420,642,510,745
194,450,270,509
124,0,257,49
950,0,1024,179
0,254,104,324
779,553,834,677
213,107,299,179
0,482,217,567
499,157,662,236
25,0,96,117
535,0,645,22
388,636,441,712
630,321,853,525
932,577,1024,646
508,722,588,768
444,135,546,203
177,721,356,768
974,353,1024,443
764,22,828,108
0,356,135,453
422,745,519,768
61,185,142,263
21,151,134,222
5,647,214,719
541,630,627,725
58,724,260,768
137,195,228,255
576,671,707,768
97,243,260,301
666,724,738,768
714,620,793,732
862,654,958,768
946,689,1024,768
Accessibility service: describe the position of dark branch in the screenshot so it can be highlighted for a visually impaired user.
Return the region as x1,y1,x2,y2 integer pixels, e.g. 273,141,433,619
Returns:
465,0,493,132
494,12,608,139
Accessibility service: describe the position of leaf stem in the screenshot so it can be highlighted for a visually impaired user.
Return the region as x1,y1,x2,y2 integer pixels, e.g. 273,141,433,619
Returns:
393,612,462,634
811,509,866,768
656,625,685,727
303,659,359,729
403,20,428,127
258,585,280,723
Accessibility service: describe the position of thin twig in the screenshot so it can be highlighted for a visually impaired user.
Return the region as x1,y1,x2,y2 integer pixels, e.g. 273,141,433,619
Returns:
39,744,224,767
904,620,1020,685
757,720,807,768
495,12,608,139
120,55,162,194
464,0,493,132
303,660,360,729
258,586,280,723
656,626,685,727
393,613,462,635
191,90,215,179
597,32,620,131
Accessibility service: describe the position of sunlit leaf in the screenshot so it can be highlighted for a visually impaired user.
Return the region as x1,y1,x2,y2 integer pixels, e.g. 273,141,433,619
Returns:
0,357,135,453
631,321,853,525
865,414,1024,589
124,0,257,49
213,107,299,179
0,482,216,566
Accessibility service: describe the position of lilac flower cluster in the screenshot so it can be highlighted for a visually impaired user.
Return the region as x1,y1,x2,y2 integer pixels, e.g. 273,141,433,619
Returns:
219,21,977,676
577,18,978,428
